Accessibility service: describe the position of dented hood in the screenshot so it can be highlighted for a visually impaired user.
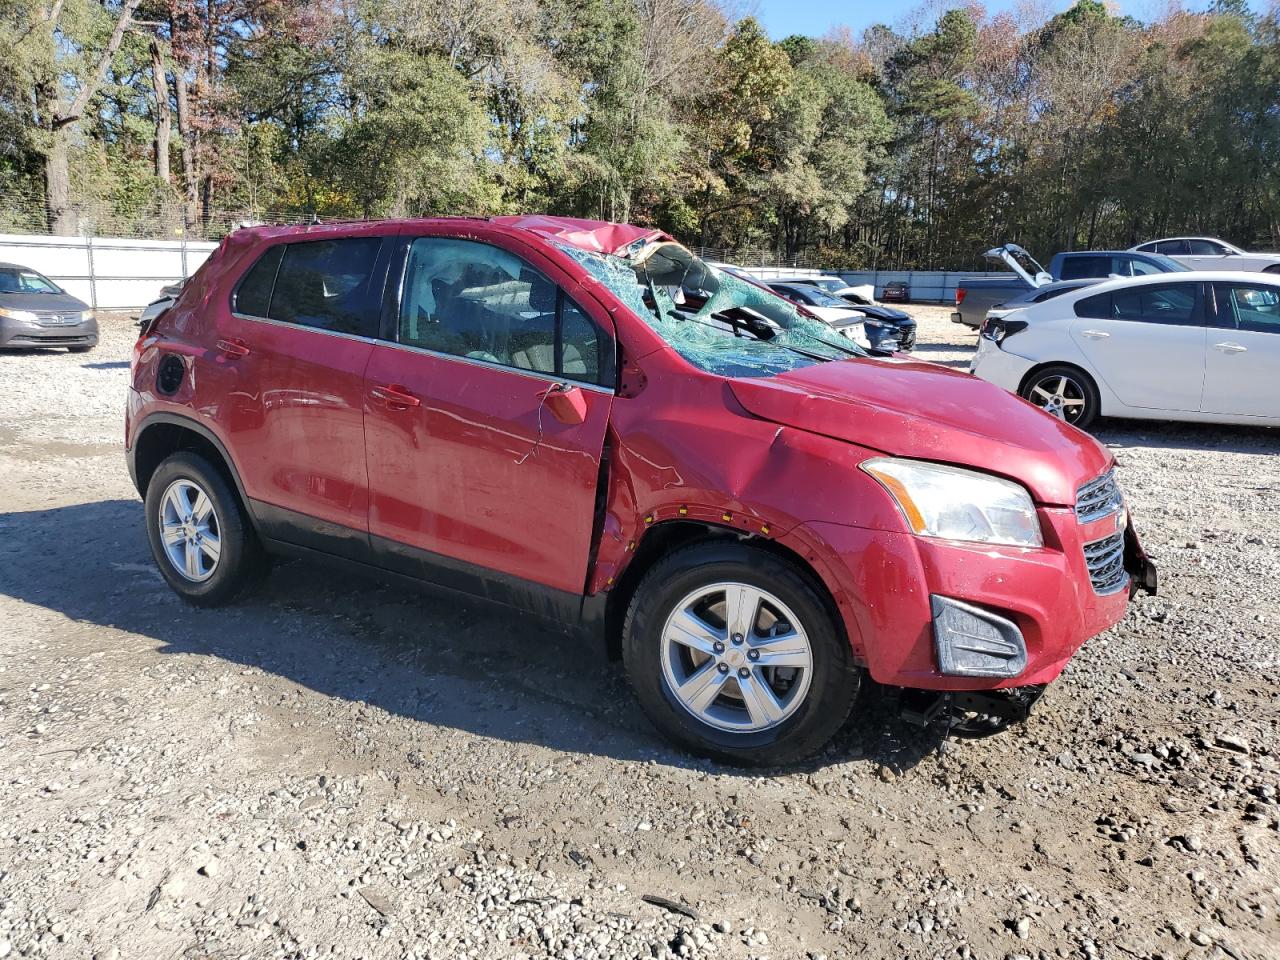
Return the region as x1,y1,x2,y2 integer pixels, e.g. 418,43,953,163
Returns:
728,359,1111,506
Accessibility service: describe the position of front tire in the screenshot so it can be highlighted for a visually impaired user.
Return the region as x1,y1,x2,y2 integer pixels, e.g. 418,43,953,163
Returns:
1020,364,1100,429
144,451,266,606
622,541,860,766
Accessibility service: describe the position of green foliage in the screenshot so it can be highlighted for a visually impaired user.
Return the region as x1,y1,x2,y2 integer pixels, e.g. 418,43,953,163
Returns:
0,0,1277,264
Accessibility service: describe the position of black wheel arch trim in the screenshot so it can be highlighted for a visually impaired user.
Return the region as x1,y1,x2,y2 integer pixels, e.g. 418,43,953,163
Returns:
129,412,254,516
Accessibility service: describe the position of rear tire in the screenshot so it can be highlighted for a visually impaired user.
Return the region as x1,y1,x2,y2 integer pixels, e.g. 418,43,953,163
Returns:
1020,364,1100,430
144,451,266,606
622,541,860,766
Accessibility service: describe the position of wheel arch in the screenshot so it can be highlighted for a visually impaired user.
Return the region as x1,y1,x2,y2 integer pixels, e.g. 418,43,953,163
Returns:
130,414,254,523
1016,359,1107,412
601,519,846,661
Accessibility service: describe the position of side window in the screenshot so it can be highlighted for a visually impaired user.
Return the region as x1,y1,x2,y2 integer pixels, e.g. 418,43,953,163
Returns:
1153,239,1189,256
267,237,384,337
1059,256,1111,281
398,237,615,387
1074,292,1112,318
1188,239,1226,256
233,245,284,317
1215,283,1280,333
1135,242,1157,253
1123,257,1164,277
1111,283,1199,325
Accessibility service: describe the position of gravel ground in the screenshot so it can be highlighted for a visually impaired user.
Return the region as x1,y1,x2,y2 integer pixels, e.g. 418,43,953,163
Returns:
0,306,1277,960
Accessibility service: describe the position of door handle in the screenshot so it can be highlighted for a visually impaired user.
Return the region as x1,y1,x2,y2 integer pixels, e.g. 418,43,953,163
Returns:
1213,341,1247,354
216,338,250,358
370,383,420,408
1081,329,1110,340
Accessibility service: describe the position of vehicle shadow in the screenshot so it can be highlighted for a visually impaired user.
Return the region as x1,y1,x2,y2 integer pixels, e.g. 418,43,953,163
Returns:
0,499,945,776
1094,418,1278,455
82,360,130,370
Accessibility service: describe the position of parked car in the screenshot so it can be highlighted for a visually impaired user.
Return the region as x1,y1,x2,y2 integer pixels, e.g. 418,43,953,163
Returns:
777,275,879,305
137,281,185,328
970,272,1280,429
881,280,910,302
1131,237,1280,273
127,215,1155,764
0,261,97,352
770,281,914,352
984,279,1097,323
952,244,1191,328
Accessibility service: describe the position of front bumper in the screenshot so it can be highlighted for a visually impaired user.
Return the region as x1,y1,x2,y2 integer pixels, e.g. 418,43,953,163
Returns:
805,506,1151,691
0,316,99,349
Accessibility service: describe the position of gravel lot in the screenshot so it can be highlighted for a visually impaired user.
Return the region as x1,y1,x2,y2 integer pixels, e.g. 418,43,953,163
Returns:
1,306,1277,960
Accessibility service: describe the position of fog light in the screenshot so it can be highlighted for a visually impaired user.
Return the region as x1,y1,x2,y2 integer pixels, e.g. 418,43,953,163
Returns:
931,595,1026,678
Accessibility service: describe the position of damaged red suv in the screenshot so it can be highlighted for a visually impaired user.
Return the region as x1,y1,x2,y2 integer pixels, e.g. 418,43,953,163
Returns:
126,216,1156,764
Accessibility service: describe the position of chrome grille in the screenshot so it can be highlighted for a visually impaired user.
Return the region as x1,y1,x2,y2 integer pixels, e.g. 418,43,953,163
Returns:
1075,470,1123,524
33,311,83,326
1083,529,1128,595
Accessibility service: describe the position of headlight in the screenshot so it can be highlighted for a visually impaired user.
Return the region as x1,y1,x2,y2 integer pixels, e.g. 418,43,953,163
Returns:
80,310,95,323
861,457,1043,547
0,307,39,323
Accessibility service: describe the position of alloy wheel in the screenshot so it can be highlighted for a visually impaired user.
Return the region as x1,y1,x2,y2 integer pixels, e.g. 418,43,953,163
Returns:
158,478,222,582
660,582,814,733
1027,374,1088,423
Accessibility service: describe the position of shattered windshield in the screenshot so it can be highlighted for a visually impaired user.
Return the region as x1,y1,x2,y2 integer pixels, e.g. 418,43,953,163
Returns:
553,241,867,378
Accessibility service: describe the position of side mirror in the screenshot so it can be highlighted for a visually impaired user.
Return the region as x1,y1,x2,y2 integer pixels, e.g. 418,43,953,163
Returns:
541,383,588,425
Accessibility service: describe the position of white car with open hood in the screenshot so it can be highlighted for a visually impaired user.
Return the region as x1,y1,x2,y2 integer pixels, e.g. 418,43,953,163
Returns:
969,272,1280,430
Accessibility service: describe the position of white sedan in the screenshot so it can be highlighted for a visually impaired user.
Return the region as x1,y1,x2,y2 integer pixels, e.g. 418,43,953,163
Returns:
970,272,1280,429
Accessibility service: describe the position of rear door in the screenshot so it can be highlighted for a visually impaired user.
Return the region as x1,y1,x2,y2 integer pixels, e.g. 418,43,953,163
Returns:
1202,281,1280,418
362,231,616,602
1068,281,1208,412
217,232,390,559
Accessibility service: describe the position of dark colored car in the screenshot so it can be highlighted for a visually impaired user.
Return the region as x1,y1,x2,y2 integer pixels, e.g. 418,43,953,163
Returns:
126,215,1154,765
768,282,915,351
0,261,98,352
881,280,910,303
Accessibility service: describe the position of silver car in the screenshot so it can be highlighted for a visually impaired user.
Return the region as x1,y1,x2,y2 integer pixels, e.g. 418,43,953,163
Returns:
1130,237,1280,273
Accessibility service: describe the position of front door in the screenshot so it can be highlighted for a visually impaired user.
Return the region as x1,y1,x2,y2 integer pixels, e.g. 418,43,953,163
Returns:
215,233,389,558
363,233,615,603
1068,281,1208,412
1202,281,1280,418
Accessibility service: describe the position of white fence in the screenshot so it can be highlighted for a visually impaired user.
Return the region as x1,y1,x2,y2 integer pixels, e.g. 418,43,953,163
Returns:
747,267,1015,303
1,231,1017,310
0,234,219,311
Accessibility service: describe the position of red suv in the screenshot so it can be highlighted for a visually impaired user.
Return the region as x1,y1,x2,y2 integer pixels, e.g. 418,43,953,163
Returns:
126,216,1156,765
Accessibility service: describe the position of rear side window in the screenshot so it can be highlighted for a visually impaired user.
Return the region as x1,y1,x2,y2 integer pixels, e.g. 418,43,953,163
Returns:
1074,292,1111,318
1111,283,1199,325
1059,256,1111,281
1153,239,1189,255
398,237,615,387
233,246,283,317
267,238,384,337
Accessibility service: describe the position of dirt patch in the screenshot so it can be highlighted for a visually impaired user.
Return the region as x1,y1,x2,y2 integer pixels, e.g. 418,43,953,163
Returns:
0,309,1276,959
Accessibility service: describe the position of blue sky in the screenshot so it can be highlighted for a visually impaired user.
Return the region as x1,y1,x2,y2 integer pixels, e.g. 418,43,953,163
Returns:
751,1,1218,39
